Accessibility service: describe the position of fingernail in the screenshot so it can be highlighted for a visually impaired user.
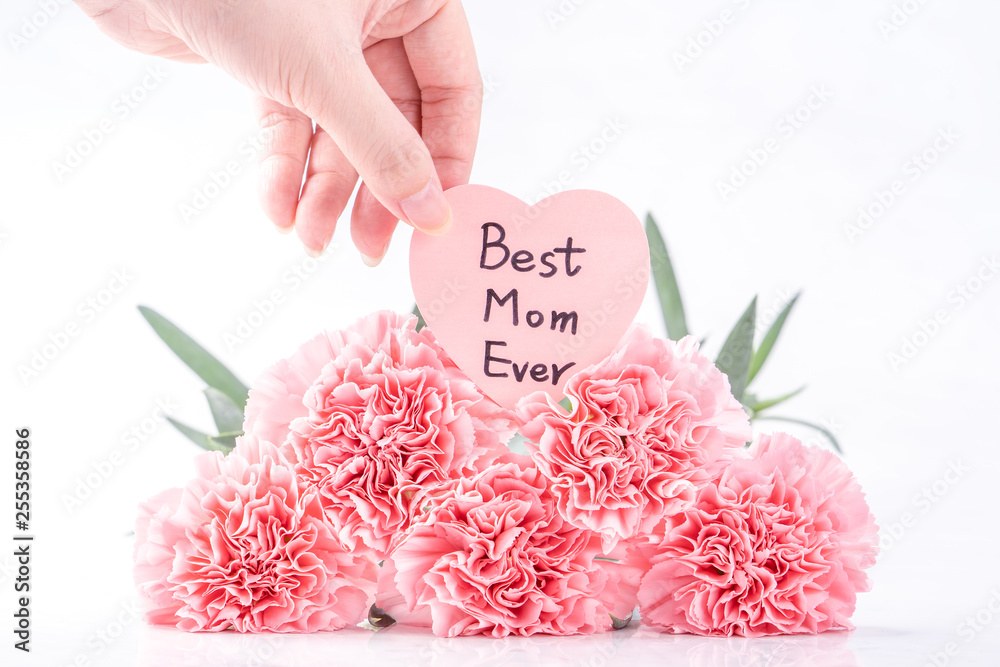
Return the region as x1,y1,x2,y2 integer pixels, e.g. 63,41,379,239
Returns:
361,240,390,267
275,223,294,235
398,180,452,234
304,230,334,257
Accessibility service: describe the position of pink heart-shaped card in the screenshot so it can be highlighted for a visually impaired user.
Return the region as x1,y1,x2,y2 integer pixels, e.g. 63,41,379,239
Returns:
409,185,649,411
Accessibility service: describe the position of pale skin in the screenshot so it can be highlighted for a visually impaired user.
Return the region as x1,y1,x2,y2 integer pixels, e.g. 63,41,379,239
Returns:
75,0,482,264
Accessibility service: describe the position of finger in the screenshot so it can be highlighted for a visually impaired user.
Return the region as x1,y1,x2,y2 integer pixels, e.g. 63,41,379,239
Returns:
76,0,207,63
350,38,421,264
402,0,482,189
293,39,451,236
351,184,398,266
295,127,360,256
252,96,312,232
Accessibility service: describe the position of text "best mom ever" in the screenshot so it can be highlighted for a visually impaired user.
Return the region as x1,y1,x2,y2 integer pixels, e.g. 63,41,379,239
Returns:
477,222,586,386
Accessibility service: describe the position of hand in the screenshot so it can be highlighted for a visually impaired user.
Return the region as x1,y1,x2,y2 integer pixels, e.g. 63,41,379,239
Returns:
76,0,482,263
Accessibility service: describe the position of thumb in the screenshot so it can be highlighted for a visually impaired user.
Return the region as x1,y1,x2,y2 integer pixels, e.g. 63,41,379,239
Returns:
298,51,452,235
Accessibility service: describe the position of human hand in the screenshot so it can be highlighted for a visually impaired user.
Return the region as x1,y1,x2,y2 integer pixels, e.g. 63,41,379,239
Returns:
76,0,482,263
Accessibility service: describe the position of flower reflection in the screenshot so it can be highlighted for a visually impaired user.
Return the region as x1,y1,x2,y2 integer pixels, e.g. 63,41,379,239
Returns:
136,622,858,667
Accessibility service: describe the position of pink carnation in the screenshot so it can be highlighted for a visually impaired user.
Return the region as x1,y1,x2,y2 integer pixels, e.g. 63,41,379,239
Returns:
243,311,511,452
264,311,512,556
517,327,751,546
636,433,879,637
384,456,639,637
134,441,376,632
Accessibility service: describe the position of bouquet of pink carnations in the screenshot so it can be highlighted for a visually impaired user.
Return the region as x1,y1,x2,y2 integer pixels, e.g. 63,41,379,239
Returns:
133,215,877,638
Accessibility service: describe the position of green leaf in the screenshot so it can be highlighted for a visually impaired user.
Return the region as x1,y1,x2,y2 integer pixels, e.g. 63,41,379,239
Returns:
167,418,234,453
204,387,245,435
506,433,529,455
754,415,843,454
715,297,757,402
747,292,800,386
411,304,426,331
558,397,573,411
208,433,239,452
138,306,250,410
610,611,635,630
645,213,689,340
746,385,806,416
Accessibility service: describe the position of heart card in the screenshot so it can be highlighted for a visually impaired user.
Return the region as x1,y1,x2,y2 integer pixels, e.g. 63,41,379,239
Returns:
409,185,649,411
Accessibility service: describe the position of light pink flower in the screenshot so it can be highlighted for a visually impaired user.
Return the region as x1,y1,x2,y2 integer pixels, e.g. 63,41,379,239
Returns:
517,326,751,546
383,456,640,637
273,311,513,556
134,440,376,632
636,433,879,637
242,331,345,448
243,311,512,453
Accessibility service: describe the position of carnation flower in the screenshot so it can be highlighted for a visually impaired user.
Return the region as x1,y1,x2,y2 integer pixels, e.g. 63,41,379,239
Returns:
517,326,751,546
260,311,513,556
636,432,879,637
242,328,346,448
384,456,639,637
134,440,376,632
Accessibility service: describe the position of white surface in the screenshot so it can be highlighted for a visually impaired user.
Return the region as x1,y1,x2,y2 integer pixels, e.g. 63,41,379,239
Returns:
2,1,999,665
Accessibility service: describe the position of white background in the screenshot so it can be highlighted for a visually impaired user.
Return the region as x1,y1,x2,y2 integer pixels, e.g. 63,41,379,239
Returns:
2,1,999,665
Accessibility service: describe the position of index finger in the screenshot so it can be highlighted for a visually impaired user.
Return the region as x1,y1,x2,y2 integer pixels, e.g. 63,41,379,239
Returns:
402,0,483,190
